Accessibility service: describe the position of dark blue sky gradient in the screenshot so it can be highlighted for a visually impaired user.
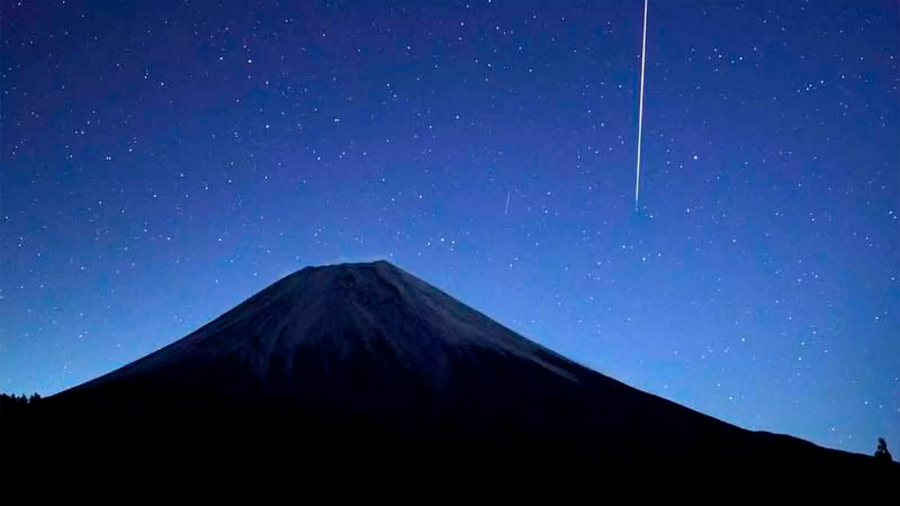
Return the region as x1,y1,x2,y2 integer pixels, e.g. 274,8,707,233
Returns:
1,1,898,456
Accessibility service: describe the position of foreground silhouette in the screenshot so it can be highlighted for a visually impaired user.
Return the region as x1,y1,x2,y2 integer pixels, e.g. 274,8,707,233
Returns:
2,262,896,502
875,437,893,462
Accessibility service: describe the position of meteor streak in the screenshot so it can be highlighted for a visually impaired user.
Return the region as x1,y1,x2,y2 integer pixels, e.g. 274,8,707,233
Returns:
635,0,648,211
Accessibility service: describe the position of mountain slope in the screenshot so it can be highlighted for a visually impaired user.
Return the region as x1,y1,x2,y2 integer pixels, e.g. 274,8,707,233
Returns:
4,261,894,502
51,261,742,438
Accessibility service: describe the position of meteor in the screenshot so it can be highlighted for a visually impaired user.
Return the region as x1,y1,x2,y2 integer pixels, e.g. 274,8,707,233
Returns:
635,0,649,211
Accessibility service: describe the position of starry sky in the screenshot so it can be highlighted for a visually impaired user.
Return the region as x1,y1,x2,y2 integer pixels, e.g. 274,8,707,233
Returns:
2,0,898,456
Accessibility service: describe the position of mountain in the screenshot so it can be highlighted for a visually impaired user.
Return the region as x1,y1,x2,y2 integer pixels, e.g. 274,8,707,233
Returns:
2,261,894,502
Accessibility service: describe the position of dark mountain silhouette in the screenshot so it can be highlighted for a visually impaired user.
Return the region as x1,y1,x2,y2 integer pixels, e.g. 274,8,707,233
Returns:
2,261,895,502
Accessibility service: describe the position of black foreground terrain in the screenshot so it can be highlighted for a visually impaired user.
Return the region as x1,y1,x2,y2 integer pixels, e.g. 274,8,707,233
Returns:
2,261,895,502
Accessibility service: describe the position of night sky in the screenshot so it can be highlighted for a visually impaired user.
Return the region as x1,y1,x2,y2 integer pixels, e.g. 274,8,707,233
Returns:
2,0,898,456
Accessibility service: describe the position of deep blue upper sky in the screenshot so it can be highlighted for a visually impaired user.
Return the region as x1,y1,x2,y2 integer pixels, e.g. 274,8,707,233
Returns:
1,0,898,456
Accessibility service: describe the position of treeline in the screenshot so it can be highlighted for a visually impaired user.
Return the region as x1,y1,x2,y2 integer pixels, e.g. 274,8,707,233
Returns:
0,392,42,407
1,392,43,431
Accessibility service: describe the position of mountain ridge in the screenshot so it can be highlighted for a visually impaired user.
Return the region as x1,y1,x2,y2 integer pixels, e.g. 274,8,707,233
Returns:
63,261,583,398
4,260,895,502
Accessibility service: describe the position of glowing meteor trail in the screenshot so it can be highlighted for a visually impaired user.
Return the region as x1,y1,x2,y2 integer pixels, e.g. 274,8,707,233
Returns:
634,0,648,211
504,189,511,215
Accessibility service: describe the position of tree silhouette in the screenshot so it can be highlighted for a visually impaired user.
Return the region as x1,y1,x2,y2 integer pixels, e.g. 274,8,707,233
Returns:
874,437,892,462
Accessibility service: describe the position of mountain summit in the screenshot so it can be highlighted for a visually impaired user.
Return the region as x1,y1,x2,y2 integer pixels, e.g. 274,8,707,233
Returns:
67,260,583,409
5,261,894,502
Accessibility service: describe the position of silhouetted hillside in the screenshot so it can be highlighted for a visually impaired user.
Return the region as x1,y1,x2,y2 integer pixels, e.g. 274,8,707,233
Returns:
2,262,896,503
